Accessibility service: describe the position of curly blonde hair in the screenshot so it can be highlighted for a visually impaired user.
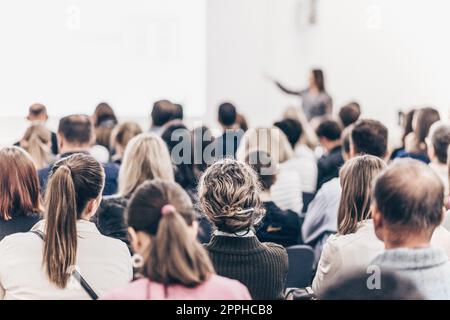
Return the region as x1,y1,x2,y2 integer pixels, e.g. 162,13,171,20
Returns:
198,158,265,233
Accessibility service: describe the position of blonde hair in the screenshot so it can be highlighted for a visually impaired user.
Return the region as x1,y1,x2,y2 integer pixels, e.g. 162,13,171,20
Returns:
110,122,143,152
338,155,386,235
21,124,53,169
198,158,264,233
118,133,174,196
236,127,294,164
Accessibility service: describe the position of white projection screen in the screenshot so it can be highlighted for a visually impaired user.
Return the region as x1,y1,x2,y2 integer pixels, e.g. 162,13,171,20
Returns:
0,0,206,144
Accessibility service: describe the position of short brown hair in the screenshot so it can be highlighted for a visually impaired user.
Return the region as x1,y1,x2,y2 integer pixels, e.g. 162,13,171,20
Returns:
0,147,42,220
198,158,265,233
127,179,214,287
339,102,361,127
373,159,443,231
351,119,388,158
58,114,94,145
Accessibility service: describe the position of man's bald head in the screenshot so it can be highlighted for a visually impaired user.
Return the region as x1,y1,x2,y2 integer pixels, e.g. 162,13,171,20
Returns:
373,159,444,231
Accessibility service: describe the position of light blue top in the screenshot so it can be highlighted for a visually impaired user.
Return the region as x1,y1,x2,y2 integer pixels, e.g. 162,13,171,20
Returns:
371,247,450,300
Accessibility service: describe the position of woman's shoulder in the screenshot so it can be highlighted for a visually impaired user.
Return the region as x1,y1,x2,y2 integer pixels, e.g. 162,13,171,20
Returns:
100,278,149,300
260,241,288,259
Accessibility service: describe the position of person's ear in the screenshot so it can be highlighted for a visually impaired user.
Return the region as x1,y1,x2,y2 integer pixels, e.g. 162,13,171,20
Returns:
85,196,102,218
349,142,356,158
128,227,140,253
190,221,199,239
128,227,151,254
57,133,64,150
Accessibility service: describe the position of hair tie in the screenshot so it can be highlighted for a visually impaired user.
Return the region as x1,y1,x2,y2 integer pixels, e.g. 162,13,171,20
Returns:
161,204,176,216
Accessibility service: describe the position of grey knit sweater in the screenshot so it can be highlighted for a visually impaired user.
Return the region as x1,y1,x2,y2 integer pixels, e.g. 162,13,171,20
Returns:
204,235,288,300
371,247,450,299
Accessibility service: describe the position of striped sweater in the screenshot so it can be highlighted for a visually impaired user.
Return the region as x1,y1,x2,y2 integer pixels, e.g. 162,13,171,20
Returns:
204,235,288,300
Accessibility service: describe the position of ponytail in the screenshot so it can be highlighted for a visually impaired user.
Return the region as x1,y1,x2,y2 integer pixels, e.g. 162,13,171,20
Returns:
44,165,78,288
144,205,214,288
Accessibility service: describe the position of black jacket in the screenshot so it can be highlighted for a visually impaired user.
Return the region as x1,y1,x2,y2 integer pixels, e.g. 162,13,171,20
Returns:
317,145,344,190
257,201,301,247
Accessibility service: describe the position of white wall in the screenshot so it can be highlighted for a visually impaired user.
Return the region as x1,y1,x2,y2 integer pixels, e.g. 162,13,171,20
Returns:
206,0,309,128
207,0,450,143
0,0,206,145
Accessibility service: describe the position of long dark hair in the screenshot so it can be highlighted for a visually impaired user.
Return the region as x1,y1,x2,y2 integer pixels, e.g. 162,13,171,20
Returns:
312,69,326,92
44,154,105,288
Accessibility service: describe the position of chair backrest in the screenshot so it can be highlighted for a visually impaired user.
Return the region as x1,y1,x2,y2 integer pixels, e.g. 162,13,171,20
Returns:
285,245,315,288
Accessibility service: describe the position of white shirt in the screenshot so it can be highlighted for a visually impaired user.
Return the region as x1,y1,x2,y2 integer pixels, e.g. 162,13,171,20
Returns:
312,219,450,294
271,161,303,213
0,220,133,300
429,162,449,198
294,145,318,194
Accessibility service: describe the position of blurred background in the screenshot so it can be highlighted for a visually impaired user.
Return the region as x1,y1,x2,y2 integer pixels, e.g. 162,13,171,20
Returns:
0,0,449,146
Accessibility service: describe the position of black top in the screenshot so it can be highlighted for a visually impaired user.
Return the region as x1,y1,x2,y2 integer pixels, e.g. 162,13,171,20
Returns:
317,145,344,190
0,213,41,241
94,195,131,250
204,235,288,300
257,201,301,247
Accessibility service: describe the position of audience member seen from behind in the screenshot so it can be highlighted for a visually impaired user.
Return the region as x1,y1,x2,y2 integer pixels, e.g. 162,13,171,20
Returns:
19,124,55,169
236,127,303,213
110,122,143,165
371,159,450,299
199,159,288,300
0,154,132,299
315,118,344,190
274,118,317,194
302,120,389,265
95,133,174,247
312,155,386,293
214,102,243,159
150,100,178,136
92,102,118,151
395,107,440,163
246,151,301,247
319,271,423,300
38,114,119,195
338,102,361,128
102,180,251,300
0,147,42,241
15,103,59,155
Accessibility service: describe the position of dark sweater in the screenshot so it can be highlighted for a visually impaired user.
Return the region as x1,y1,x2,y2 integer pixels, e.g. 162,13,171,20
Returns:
204,235,288,300
0,213,41,241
